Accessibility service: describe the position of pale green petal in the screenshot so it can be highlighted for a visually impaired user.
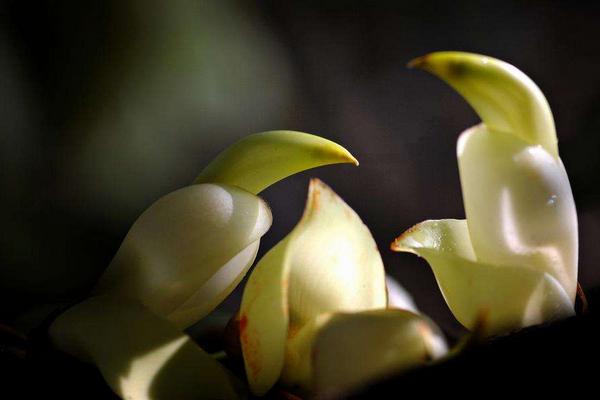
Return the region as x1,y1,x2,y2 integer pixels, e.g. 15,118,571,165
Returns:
392,219,574,333
306,310,445,397
49,296,242,400
167,240,259,328
280,313,332,391
285,180,387,325
94,183,272,328
410,51,558,157
194,131,358,194
240,179,387,395
238,238,290,396
457,124,578,300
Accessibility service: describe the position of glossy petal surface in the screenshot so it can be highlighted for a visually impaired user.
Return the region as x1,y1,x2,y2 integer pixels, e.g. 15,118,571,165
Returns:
311,310,446,397
393,219,574,332
396,52,579,334
50,296,242,400
458,124,578,299
94,183,272,328
195,131,358,194
240,179,386,395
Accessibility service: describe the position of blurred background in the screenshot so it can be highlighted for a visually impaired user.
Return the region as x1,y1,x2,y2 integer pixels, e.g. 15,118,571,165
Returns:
2,0,600,340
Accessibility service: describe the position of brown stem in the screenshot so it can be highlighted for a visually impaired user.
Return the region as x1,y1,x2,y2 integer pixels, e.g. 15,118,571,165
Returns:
575,282,588,315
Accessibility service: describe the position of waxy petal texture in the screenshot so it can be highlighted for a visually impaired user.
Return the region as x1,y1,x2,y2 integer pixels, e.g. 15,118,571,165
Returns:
50,296,242,400
195,131,358,194
393,220,574,332
240,179,387,395
394,52,578,334
312,310,446,397
410,51,557,157
94,183,272,328
458,124,578,300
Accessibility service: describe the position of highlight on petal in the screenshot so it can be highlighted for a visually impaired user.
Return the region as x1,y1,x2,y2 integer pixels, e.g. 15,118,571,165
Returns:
457,124,578,300
94,183,272,329
386,275,418,313
194,131,358,195
409,51,558,157
310,310,446,397
240,179,387,395
392,219,575,333
49,296,242,400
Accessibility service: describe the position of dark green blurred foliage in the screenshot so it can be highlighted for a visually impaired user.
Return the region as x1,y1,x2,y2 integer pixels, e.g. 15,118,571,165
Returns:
0,0,295,320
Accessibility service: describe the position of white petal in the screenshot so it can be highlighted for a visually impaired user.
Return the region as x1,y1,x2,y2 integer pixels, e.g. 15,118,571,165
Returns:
311,310,446,397
50,296,242,400
167,240,259,327
286,180,387,325
392,219,574,333
94,183,272,328
458,124,578,300
240,179,387,395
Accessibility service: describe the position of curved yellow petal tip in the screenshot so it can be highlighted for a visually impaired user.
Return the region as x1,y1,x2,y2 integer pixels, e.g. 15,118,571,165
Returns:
406,55,428,70
390,223,423,253
408,51,558,157
407,51,490,76
195,131,358,195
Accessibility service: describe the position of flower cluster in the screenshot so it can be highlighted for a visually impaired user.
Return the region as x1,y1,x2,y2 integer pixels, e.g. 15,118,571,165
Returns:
48,52,578,400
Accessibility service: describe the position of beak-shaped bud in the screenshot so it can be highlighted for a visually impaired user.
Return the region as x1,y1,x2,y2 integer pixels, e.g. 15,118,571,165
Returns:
94,131,358,329
409,51,557,157
52,132,360,397
394,52,578,334
195,130,358,194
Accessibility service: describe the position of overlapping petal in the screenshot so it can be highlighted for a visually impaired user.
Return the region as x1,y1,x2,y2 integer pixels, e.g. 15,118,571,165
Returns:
392,219,574,332
240,179,386,394
394,52,578,334
50,296,242,400
241,179,446,395
51,131,359,399
458,124,577,300
94,131,358,329
311,310,446,397
94,183,272,329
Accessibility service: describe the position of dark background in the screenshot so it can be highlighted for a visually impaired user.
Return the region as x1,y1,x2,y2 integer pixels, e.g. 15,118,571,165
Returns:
2,0,600,349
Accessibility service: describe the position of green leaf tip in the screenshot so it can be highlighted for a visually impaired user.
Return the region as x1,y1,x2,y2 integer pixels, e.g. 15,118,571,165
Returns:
409,51,558,157
194,131,358,195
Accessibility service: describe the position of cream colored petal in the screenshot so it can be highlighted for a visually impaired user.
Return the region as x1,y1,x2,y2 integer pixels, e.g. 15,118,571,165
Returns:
94,183,272,328
392,219,574,333
194,130,358,194
457,124,578,300
240,179,387,395
239,238,290,396
167,240,260,328
410,51,558,157
49,296,242,400
310,310,446,397
285,179,387,326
